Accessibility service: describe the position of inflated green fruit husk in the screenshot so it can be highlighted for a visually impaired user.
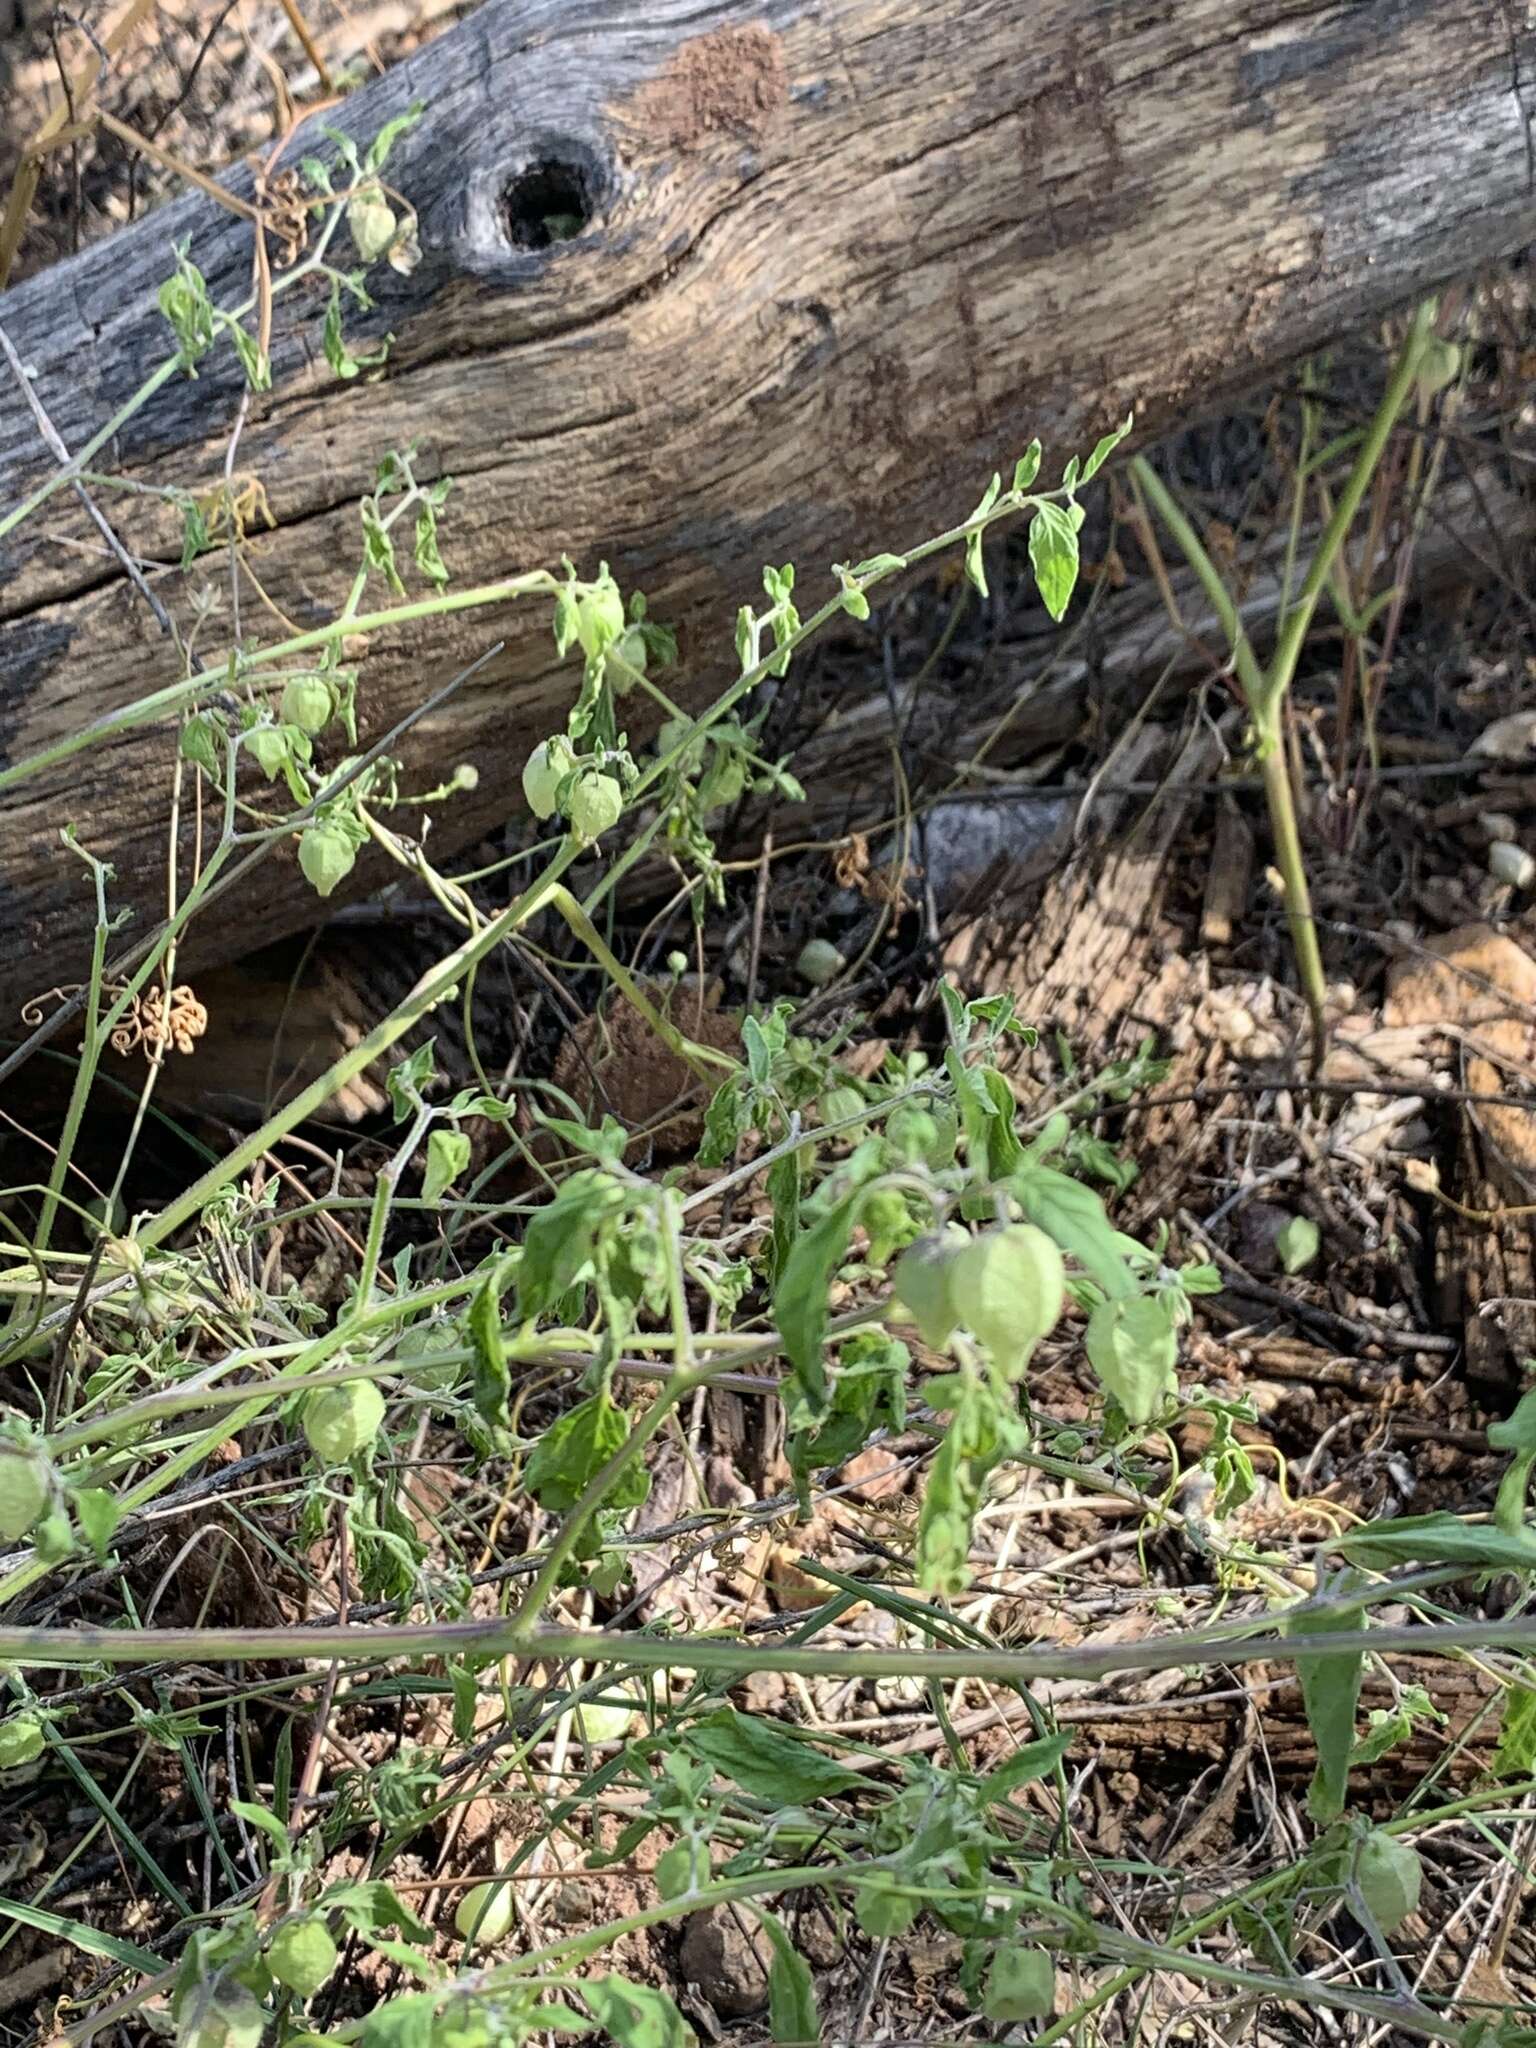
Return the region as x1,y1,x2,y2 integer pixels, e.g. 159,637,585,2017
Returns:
522,738,571,820
455,1879,515,1945
950,1223,1066,1358
0,1443,51,1543
892,1230,967,1347
268,1917,339,1997
303,1381,386,1463
568,771,623,842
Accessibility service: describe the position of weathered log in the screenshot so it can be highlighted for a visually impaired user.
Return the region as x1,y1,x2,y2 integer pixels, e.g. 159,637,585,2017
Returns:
1,0,1533,1020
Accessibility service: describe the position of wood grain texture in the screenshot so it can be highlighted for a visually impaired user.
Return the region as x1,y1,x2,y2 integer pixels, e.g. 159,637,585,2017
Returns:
0,0,1533,1013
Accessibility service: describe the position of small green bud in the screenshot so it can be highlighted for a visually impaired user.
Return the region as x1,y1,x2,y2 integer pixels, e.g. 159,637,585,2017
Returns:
303,1381,386,1464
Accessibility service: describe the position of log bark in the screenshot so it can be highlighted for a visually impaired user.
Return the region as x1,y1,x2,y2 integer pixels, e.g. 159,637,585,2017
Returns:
1,0,1534,1017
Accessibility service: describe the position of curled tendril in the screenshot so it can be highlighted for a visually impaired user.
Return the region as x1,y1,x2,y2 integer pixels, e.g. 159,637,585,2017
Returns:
108,984,209,1060
20,982,208,1056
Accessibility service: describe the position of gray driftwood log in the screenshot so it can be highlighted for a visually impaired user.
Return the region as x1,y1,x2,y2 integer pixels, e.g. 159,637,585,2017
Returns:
1,0,1534,1020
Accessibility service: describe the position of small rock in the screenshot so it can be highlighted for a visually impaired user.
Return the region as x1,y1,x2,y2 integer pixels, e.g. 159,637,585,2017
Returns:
839,1443,911,1502
680,1906,773,2016
1489,840,1536,889
1471,709,1536,761
550,1879,596,1926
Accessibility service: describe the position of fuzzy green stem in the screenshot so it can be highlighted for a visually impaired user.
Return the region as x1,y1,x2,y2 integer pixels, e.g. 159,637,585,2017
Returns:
1258,727,1328,1058
4,1602,1536,1678
1262,297,1438,722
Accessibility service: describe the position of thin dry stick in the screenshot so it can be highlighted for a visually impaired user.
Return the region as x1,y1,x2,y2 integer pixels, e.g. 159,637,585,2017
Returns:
0,324,172,633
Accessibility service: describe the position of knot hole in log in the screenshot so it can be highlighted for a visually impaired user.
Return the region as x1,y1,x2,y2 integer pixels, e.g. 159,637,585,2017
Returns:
500,143,606,251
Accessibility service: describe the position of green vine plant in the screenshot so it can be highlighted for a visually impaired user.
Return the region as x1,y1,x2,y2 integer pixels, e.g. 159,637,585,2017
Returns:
1128,298,1452,1062
1,109,1534,2048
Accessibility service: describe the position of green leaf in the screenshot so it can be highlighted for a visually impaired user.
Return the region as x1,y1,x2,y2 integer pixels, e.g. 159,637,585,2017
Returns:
788,1331,908,1497
518,1171,627,1320
1276,1214,1320,1273
1330,1512,1536,1573
157,248,216,370
982,1946,1055,2023
1014,1167,1133,1298
1083,1295,1178,1426
414,504,450,588
583,1976,695,2048
1495,1684,1536,1778
765,1149,802,1290
361,499,406,594
222,314,271,392
978,1066,1024,1179
1077,414,1133,487
228,1796,292,1848
0,1895,159,1972
1012,441,1042,493
916,1373,1025,1597
328,1877,436,1948
71,1485,122,1563
964,527,989,598
467,1267,510,1428
963,473,1002,599
1488,1388,1536,1452
423,1128,472,1206
850,1870,921,1938
1028,501,1080,622
523,1394,649,1517
179,713,222,776
697,1078,748,1169
773,1191,859,1429
977,1731,1072,1804
1288,1572,1365,1823
756,1909,819,2045
681,1707,866,1803
387,1039,439,1118
1351,1684,1442,1767
365,102,426,172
